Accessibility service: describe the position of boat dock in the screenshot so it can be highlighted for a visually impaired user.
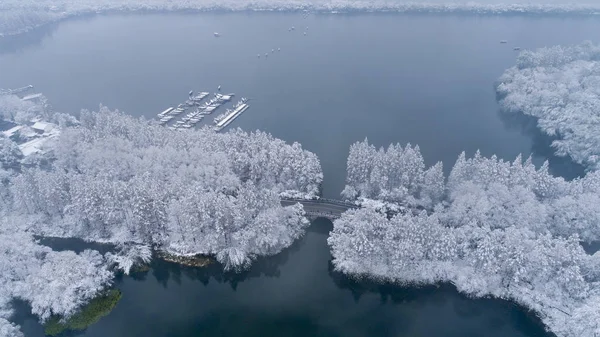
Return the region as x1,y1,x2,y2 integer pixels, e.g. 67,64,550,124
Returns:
214,98,249,131
157,90,248,131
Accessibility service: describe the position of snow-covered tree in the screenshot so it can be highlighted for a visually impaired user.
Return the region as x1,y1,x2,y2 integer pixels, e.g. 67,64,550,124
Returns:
0,226,113,332
333,146,600,337
496,41,600,171
342,139,443,209
8,107,321,270
107,243,152,275
2,0,600,38
0,137,22,170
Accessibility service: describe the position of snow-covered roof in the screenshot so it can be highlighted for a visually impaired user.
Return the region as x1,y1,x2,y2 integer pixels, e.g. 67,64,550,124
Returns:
18,137,48,156
18,127,38,139
2,125,23,137
32,121,54,132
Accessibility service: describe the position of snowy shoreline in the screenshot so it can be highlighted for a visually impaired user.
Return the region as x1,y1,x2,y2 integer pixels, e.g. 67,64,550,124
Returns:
0,91,324,336
2,2,600,37
496,41,600,172
331,140,600,337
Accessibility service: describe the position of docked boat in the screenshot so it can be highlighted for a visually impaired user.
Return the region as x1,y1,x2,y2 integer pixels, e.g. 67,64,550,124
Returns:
157,107,174,118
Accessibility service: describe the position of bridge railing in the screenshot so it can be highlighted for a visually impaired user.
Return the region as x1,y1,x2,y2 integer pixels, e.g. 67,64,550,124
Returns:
304,210,342,219
281,197,359,209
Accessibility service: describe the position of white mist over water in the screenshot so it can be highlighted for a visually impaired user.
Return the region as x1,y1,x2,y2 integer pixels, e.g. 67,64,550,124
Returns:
2,0,600,37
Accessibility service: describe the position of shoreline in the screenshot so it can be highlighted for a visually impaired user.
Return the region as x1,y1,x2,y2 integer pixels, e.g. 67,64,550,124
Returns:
2,5,600,38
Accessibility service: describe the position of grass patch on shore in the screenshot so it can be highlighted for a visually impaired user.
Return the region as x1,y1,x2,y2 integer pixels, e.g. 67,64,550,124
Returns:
44,289,122,336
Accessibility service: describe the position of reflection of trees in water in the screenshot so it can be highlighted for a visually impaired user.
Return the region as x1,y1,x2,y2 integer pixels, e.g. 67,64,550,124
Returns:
0,14,99,56
328,263,554,336
0,23,58,55
38,218,324,289
327,262,442,304
167,308,339,337
37,236,115,255
495,108,585,180
148,227,307,289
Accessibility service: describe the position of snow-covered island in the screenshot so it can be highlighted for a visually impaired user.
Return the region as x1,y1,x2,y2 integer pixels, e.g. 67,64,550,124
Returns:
496,41,600,171
3,0,600,37
0,91,323,336
330,139,600,337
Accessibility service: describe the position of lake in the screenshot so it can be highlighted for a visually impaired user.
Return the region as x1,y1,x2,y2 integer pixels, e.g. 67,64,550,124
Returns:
2,11,598,337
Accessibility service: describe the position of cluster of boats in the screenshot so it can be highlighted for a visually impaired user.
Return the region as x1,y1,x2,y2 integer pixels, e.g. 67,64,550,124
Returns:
157,91,234,129
156,90,249,131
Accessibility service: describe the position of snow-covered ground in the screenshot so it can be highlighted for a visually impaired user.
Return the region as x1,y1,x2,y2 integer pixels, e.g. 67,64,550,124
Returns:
0,92,323,336
332,140,600,337
2,0,600,36
497,41,600,171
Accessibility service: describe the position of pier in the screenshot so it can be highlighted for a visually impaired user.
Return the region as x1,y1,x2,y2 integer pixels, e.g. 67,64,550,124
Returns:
0,85,34,96
214,98,249,131
157,90,249,131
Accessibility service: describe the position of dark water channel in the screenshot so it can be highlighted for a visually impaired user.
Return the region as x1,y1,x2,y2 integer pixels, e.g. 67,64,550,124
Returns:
2,12,596,336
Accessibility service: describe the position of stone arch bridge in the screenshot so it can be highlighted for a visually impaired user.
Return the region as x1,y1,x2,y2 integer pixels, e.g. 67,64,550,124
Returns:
280,198,360,221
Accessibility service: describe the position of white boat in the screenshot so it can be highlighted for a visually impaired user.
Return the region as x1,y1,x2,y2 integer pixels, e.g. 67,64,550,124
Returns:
278,48,281,52
214,32,220,37
192,92,209,101
217,85,221,91
514,47,521,51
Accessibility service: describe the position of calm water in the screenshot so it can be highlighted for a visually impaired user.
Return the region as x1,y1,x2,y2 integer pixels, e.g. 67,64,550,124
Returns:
2,12,598,337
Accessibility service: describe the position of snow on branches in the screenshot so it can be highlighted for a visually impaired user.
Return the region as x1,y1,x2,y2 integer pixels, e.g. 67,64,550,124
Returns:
341,139,444,209
8,107,321,269
496,41,600,171
331,144,600,337
0,227,113,336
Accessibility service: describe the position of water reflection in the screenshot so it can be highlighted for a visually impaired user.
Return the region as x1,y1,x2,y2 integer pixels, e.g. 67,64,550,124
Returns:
13,218,554,337
37,236,116,254
495,108,586,180
0,24,59,55
328,267,554,337
132,227,306,290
